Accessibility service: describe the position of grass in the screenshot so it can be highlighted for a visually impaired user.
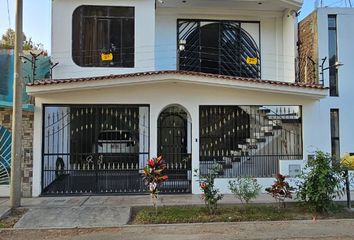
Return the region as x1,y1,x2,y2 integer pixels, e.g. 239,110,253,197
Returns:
130,204,354,225
0,208,27,228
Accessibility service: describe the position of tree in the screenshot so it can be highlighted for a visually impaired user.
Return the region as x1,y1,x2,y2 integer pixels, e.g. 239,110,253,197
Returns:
0,28,42,51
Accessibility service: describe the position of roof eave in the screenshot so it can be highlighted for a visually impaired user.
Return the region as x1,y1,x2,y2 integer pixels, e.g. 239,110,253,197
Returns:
27,73,328,100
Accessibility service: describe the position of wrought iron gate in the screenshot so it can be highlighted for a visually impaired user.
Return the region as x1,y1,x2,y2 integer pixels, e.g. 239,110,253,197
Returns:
42,105,150,195
157,106,192,193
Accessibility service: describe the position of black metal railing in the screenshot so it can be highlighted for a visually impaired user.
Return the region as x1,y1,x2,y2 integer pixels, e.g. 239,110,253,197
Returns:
199,105,303,178
178,19,261,79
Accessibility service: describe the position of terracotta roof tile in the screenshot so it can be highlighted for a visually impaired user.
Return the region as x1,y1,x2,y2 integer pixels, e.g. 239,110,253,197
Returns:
27,70,327,90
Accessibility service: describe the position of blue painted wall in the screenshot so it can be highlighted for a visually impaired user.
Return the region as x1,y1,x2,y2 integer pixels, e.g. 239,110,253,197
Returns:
0,49,50,109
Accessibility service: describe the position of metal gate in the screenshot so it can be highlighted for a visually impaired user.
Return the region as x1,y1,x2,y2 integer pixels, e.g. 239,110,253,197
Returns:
157,105,192,193
178,19,261,78
42,105,150,195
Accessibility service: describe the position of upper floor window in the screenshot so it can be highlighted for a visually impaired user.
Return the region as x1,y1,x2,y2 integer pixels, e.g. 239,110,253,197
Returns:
72,6,134,68
178,20,260,79
328,15,338,96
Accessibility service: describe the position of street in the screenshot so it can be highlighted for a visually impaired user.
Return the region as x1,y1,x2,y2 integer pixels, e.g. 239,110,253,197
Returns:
1,219,354,240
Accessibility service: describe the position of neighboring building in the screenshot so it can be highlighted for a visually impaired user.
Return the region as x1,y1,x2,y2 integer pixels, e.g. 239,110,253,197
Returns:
26,0,334,197
298,7,354,162
0,49,50,197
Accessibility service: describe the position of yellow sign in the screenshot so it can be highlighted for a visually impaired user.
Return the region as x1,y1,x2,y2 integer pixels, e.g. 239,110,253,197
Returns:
246,57,258,65
101,53,113,61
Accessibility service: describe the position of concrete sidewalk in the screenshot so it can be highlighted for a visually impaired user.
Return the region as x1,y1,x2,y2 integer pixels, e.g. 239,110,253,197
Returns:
1,194,276,229
0,192,353,229
1,194,280,209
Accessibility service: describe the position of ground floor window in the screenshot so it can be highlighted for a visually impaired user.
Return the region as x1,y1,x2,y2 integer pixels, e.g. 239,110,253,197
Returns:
330,109,340,161
199,106,303,177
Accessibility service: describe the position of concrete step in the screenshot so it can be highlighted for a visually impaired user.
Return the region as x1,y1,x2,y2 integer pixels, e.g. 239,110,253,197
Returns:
264,131,274,137
261,126,273,132
272,125,282,130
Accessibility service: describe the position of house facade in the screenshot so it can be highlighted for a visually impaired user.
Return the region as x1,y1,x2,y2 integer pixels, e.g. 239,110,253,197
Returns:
27,0,335,197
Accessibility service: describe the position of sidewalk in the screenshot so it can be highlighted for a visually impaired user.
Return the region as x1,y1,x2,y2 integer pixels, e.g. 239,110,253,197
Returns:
0,192,353,229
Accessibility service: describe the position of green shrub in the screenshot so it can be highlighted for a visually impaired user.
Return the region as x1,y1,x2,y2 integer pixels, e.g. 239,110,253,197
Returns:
296,151,344,215
194,163,224,214
228,177,261,205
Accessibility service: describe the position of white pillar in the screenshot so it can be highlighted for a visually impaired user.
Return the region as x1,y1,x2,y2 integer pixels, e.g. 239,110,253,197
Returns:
282,9,297,82
32,100,43,197
190,104,201,194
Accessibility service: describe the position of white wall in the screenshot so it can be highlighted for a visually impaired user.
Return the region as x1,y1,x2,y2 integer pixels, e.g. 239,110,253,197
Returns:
52,0,155,79
317,8,354,156
52,1,297,83
32,81,324,196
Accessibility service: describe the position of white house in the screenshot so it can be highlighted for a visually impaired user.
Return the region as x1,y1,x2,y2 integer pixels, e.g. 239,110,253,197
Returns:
26,0,336,197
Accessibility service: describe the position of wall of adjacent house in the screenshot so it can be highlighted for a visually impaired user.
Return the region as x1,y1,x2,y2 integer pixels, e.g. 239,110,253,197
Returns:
298,11,319,84
30,81,324,196
51,0,156,79
316,8,354,157
155,8,298,82
0,50,49,107
0,108,34,197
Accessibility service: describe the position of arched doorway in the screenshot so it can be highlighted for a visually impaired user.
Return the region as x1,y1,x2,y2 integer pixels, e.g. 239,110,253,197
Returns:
157,105,192,193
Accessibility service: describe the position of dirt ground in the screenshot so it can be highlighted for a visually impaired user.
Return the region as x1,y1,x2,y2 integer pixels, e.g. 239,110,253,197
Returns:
1,219,354,240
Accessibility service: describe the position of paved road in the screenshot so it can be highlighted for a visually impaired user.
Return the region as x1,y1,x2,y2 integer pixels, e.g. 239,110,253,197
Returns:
1,220,354,240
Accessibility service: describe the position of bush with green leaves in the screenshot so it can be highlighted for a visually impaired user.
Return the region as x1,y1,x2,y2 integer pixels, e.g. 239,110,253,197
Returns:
194,163,224,214
296,151,344,215
228,177,261,205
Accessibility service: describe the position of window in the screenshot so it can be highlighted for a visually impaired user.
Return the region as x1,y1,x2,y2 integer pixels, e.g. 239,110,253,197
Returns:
328,15,338,96
178,20,261,78
330,109,340,161
72,6,134,68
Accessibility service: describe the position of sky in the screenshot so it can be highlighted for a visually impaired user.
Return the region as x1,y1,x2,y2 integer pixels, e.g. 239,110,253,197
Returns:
0,0,352,53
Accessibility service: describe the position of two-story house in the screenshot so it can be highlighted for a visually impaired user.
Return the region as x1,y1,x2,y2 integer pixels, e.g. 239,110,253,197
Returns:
26,0,329,197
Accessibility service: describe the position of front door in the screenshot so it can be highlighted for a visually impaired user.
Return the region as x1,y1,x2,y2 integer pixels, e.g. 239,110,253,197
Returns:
157,105,192,193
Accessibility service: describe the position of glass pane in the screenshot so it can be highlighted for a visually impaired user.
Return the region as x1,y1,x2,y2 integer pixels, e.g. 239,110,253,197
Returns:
122,18,135,67
328,15,337,29
330,110,339,137
109,7,134,18
331,139,340,161
328,15,338,96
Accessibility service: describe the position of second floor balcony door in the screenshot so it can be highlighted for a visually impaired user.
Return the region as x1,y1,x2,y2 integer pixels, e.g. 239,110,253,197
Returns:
178,20,261,79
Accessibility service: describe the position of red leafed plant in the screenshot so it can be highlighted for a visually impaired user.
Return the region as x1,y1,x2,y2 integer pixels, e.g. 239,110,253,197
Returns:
265,173,294,209
143,156,168,212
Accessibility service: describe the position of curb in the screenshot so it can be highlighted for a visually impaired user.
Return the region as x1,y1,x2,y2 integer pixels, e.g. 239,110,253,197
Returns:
1,218,354,231
0,207,11,220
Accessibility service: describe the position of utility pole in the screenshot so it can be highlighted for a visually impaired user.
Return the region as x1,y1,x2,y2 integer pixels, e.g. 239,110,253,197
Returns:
10,0,23,208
